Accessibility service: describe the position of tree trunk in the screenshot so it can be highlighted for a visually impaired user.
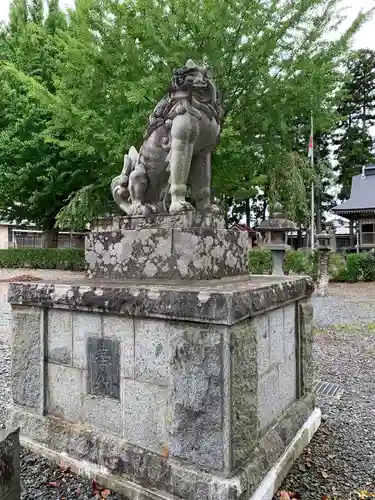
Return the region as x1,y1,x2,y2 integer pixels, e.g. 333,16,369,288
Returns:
245,198,251,227
41,227,59,248
296,227,303,249
262,199,267,221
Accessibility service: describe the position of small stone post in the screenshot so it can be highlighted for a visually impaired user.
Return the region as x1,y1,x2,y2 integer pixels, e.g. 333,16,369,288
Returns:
0,428,21,500
257,203,296,276
316,230,332,297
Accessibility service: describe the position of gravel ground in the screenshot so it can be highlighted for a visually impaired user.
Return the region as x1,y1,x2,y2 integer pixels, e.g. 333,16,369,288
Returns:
2,274,375,499
278,284,375,499
21,451,128,499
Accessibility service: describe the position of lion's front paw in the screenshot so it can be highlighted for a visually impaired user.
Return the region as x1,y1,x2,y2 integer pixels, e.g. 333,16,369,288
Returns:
169,200,195,214
145,204,159,214
209,203,222,214
128,203,148,216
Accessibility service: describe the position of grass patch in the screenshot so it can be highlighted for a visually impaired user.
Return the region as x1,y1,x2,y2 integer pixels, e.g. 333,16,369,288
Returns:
313,323,375,335
313,327,327,335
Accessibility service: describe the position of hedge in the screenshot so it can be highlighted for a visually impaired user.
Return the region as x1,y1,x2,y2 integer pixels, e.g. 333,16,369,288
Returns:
0,248,85,271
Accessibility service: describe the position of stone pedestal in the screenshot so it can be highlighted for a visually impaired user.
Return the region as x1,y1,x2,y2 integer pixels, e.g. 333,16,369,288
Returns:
86,213,248,280
8,272,318,500
0,428,21,499
317,251,329,297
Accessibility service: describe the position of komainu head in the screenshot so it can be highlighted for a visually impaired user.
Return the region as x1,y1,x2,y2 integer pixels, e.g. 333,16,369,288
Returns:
170,59,221,115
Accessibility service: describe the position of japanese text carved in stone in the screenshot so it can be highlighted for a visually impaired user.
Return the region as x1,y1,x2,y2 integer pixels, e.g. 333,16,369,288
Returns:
87,338,120,399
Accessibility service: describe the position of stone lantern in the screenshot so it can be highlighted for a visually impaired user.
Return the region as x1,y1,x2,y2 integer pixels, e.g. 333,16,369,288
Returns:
316,230,332,252
316,230,332,296
257,202,296,276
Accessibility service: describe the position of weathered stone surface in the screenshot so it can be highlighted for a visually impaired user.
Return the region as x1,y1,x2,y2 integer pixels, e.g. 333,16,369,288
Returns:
169,323,224,472
269,308,284,365
11,307,43,411
134,318,172,386
110,61,221,217
10,407,48,445
72,312,102,369
258,366,279,432
317,250,329,297
86,226,248,280
10,393,316,500
46,364,84,422
47,310,73,366
81,395,122,436
243,394,316,497
229,320,258,469
256,304,298,434
284,304,296,357
298,300,314,396
0,428,21,500
98,435,171,492
10,406,171,492
91,212,226,231
8,275,313,326
103,316,134,378
122,380,169,455
253,314,270,376
169,461,236,500
87,338,120,399
278,356,297,413
8,268,316,500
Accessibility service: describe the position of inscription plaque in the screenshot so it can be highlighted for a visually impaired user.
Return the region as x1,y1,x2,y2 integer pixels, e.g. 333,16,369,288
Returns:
87,338,120,399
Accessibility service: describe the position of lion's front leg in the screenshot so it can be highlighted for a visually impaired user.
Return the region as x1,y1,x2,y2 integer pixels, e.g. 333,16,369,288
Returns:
189,150,212,212
128,164,149,215
169,112,198,214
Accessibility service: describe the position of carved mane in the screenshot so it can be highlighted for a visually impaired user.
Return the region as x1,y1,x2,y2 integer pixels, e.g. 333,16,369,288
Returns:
143,61,222,141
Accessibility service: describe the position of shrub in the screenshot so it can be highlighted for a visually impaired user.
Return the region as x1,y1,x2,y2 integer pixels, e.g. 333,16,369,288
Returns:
248,248,272,274
334,252,375,283
248,248,312,276
284,249,312,276
357,252,375,282
345,254,364,282
328,251,346,281
0,248,85,271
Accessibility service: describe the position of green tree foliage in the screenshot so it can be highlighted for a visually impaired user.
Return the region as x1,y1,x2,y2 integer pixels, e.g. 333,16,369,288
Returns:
0,0,80,246
51,0,370,229
45,0,67,35
0,0,373,234
8,0,27,35
0,65,98,241
334,49,375,200
30,0,44,25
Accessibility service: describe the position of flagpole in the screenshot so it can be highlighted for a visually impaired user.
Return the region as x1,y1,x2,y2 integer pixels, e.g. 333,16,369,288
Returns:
310,112,315,250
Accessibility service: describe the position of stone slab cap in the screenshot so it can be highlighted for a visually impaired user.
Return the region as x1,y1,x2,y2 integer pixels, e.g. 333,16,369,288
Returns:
91,212,225,231
257,203,296,232
8,275,313,326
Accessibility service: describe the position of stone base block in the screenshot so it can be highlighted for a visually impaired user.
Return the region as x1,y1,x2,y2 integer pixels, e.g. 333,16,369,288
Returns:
10,395,317,500
85,213,248,280
250,408,321,500
8,274,315,499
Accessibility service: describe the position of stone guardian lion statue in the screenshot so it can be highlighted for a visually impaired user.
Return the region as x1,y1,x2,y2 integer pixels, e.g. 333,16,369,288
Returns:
111,60,223,215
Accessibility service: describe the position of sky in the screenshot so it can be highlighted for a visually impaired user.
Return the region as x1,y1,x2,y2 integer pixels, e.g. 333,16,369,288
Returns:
0,0,375,51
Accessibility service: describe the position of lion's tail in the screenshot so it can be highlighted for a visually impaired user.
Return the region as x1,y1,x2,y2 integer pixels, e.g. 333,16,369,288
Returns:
111,146,139,214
